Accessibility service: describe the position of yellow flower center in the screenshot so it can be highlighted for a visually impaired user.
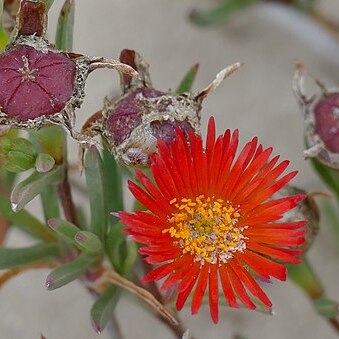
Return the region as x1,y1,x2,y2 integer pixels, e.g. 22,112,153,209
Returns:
163,195,247,265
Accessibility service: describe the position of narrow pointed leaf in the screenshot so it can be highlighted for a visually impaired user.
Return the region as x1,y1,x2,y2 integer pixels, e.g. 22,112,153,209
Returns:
313,297,339,318
0,29,8,51
55,0,75,51
190,0,256,26
40,186,60,221
42,0,55,10
105,223,127,274
0,195,56,241
288,256,323,299
0,137,37,173
91,284,121,333
84,146,107,240
176,63,199,93
29,127,66,163
46,253,96,290
310,157,339,200
48,218,79,244
102,141,124,225
74,231,103,255
0,243,59,269
35,153,55,173
0,0,6,51
11,166,64,212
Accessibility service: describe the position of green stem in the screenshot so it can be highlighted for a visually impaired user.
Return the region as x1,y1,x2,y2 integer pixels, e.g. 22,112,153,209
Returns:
288,256,339,334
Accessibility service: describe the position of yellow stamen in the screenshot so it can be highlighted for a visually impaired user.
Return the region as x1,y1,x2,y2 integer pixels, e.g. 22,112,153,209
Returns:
164,195,247,265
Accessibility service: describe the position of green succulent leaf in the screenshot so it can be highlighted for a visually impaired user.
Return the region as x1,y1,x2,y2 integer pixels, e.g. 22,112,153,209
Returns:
0,0,7,51
48,218,79,244
91,284,122,333
0,28,8,52
29,126,66,164
10,166,64,212
35,153,55,173
46,252,97,290
288,256,323,300
0,137,37,173
310,157,339,200
55,0,75,51
105,223,127,273
0,195,56,241
0,242,59,269
190,0,257,26
84,146,107,241
42,0,55,10
176,63,199,93
102,141,124,225
40,186,60,221
313,297,339,318
74,230,103,255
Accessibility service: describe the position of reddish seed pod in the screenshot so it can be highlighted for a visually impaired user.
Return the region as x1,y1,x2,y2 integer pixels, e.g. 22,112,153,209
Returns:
83,49,242,167
0,0,138,145
293,64,339,169
0,43,76,120
313,93,339,154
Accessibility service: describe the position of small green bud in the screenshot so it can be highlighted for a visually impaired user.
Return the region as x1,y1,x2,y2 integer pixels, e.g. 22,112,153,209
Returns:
0,137,37,173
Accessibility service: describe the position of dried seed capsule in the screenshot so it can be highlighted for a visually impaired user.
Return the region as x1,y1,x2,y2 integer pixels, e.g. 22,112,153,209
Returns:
0,0,138,145
293,64,339,169
83,49,242,167
313,93,339,153
0,43,76,120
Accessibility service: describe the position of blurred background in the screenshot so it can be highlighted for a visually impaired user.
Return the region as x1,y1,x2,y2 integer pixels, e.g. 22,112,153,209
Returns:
1,0,339,338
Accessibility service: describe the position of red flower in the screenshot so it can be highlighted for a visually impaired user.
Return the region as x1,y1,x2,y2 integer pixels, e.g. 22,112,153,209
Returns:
117,117,306,323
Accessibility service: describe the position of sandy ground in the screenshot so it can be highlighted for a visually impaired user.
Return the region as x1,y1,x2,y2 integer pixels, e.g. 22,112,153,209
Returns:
1,0,339,338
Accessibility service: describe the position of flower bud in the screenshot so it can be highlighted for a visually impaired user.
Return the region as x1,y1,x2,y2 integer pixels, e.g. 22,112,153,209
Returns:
0,136,37,172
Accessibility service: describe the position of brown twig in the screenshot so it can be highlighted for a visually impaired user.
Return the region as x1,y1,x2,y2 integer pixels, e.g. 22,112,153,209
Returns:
93,269,178,327
0,216,9,245
308,8,339,42
329,318,339,335
57,165,78,226
0,262,58,288
140,260,191,339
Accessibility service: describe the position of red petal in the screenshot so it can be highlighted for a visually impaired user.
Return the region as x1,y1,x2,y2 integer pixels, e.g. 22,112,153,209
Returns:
209,264,219,324
178,262,201,292
161,256,195,290
238,251,287,281
176,277,201,311
227,265,256,309
142,257,186,282
190,132,209,194
191,264,209,314
247,241,301,263
128,180,170,217
219,265,239,308
214,130,239,197
229,147,273,200
229,259,272,307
